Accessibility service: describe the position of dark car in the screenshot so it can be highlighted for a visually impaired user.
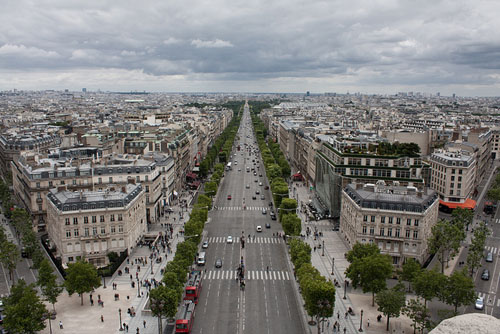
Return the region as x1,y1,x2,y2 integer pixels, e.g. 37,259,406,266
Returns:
270,212,277,220
215,259,222,268
252,195,256,200
264,186,269,190
481,269,490,280
265,223,271,229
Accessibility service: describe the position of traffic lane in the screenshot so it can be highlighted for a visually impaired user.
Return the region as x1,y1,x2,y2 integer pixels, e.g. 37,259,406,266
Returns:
245,243,289,272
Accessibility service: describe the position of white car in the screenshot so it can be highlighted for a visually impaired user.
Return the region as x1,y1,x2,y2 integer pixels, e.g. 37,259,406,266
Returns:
227,236,233,244
475,297,484,310
256,225,262,232
259,182,263,186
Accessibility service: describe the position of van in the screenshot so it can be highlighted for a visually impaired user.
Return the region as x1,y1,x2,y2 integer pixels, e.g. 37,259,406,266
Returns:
197,252,206,266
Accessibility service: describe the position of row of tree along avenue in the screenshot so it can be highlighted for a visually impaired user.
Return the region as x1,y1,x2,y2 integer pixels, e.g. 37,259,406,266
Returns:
346,241,477,333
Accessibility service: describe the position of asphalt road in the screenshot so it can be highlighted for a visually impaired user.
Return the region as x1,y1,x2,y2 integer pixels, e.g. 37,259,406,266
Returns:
191,104,304,334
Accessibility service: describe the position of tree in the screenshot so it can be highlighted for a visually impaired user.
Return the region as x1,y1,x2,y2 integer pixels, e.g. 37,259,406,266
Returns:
427,219,465,273
64,260,101,305
403,299,431,334
452,207,474,231
346,242,380,263
37,259,63,312
0,240,19,282
346,253,393,306
3,279,47,334
302,279,335,334
150,286,181,334
281,213,301,236
376,285,406,331
466,222,490,276
399,258,421,292
279,198,297,220
412,268,446,307
439,269,475,314
204,181,218,197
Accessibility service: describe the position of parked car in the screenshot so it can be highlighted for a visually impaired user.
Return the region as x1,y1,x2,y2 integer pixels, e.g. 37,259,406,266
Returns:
481,269,490,280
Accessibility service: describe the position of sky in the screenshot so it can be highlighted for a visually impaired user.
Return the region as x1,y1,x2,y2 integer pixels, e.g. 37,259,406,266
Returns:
1,0,500,96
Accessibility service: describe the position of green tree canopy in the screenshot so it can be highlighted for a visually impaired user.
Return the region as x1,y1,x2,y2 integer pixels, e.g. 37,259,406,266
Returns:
346,242,380,263
412,268,446,307
281,214,302,236
37,259,63,312
438,269,476,314
376,285,407,331
3,279,47,334
398,258,421,292
428,219,465,273
403,299,431,334
64,260,101,305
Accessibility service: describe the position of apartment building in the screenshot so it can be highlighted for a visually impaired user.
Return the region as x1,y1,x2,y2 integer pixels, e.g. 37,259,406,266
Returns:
11,151,162,231
46,183,146,267
467,128,492,185
429,148,476,210
340,182,439,266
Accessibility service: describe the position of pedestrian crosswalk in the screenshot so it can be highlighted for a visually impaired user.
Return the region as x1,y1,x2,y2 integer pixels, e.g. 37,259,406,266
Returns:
216,206,267,211
206,236,283,244
494,219,500,224
485,245,499,255
204,270,290,281
476,292,500,307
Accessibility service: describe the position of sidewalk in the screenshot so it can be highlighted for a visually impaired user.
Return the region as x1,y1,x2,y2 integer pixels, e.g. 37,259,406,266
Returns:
293,182,414,334
39,202,193,334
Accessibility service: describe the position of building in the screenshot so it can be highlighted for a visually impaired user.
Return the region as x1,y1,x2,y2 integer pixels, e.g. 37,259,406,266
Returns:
46,183,146,267
340,182,439,266
429,148,476,210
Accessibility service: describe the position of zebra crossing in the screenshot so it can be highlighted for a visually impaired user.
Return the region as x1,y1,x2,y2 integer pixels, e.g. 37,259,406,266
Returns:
485,245,499,255
217,206,267,211
476,292,500,307
494,218,500,224
204,270,290,281
206,236,283,244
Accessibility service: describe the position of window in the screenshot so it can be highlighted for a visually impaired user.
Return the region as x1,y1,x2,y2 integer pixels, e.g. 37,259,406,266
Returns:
92,216,97,223
362,226,367,234
413,231,419,239
49,181,53,187
84,217,89,224
388,228,392,237
73,217,78,225
136,176,140,182
405,229,411,238
100,215,105,222
109,177,113,183
84,228,89,237
146,186,149,193
389,217,393,224
92,227,97,235
111,226,116,234
118,214,123,221
98,177,102,184
371,215,375,223
118,225,124,233
38,204,42,211
66,230,71,238
101,227,106,234
60,180,65,185
459,169,462,175
110,214,115,222
363,215,368,222
381,216,385,224
396,218,401,225
65,218,70,225
396,229,400,237
406,219,411,226
68,256,74,262
369,227,374,235
393,257,399,265
452,168,455,174
380,228,385,236
74,229,79,237
73,179,77,185
414,219,419,227
36,182,40,188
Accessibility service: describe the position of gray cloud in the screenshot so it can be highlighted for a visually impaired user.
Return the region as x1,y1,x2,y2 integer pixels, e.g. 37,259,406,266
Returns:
0,0,500,95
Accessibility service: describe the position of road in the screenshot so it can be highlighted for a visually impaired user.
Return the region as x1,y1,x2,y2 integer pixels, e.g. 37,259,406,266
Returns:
191,103,304,334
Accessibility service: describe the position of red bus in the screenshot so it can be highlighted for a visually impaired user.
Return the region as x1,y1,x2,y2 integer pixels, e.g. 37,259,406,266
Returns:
176,301,196,333
184,270,203,304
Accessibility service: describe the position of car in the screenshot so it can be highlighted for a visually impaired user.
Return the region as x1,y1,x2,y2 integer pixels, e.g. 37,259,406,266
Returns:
215,259,222,268
475,296,484,310
235,161,238,165
227,195,232,200
256,190,260,195
259,174,262,177
246,184,250,189
254,178,258,182
252,195,256,200
265,223,271,229
260,195,265,200
238,168,241,171
259,182,263,186
202,241,209,249
256,225,262,232
269,201,273,207
264,186,269,190
262,208,267,215
270,212,277,220
486,252,493,262
481,269,490,280
227,236,233,243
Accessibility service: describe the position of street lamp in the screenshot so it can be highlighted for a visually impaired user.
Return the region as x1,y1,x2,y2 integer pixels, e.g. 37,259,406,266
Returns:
119,308,123,331
322,240,325,256
359,309,364,332
150,254,154,275
343,280,347,299
137,277,141,297
102,273,106,289
331,257,335,275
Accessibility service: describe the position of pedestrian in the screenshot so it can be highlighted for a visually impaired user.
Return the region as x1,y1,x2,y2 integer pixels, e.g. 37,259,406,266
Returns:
126,324,129,332
136,327,140,334
345,311,348,318
101,315,104,322
90,298,94,306
343,328,346,334
59,321,63,329
367,319,370,327
143,320,146,328
337,311,340,319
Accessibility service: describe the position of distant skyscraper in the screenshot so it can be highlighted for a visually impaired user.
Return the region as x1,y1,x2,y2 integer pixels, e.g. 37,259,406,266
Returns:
437,92,440,97
82,88,87,93
306,91,310,96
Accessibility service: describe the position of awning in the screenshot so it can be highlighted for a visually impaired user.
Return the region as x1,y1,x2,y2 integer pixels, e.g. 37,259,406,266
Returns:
192,167,200,172
186,172,197,179
439,198,476,210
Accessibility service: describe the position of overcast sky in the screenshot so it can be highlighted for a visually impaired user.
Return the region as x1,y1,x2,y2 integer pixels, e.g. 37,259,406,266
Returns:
1,0,500,96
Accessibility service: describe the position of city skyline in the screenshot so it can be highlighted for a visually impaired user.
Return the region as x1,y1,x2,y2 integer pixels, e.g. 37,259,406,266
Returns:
1,0,500,96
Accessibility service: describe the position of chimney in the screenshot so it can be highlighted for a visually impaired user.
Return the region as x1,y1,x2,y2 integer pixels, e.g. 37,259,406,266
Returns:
122,186,127,193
